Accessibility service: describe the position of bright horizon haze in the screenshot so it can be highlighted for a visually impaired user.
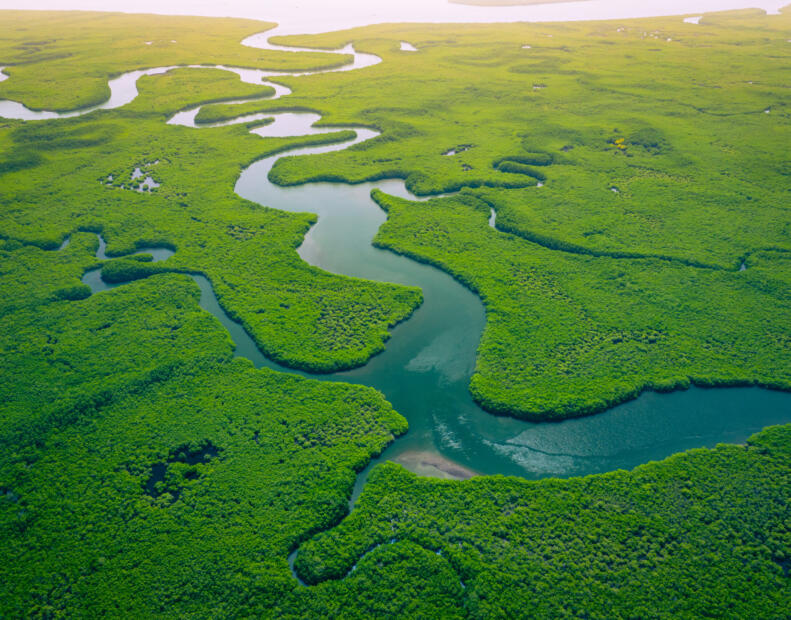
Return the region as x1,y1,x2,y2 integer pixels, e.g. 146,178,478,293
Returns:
0,0,787,35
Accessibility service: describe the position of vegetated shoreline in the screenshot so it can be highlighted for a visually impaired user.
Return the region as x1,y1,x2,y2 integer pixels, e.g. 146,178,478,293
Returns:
294,422,789,590
231,131,431,375
194,101,345,125
369,190,791,422
475,373,791,421
2,11,791,615
270,170,778,273
192,95,275,124
268,162,541,193
188,91,276,123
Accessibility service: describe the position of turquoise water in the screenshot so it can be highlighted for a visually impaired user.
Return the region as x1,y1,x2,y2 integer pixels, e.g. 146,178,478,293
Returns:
78,133,791,488
36,30,786,486
232,134,791,486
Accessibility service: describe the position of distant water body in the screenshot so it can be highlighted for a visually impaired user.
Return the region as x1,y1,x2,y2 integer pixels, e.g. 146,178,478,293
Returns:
0,0,786,36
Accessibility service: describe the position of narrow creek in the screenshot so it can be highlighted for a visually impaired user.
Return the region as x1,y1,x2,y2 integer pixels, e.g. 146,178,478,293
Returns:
5,24,791,585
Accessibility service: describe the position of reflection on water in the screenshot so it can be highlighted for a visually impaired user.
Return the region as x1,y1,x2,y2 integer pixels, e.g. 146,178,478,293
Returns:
479,388,791,477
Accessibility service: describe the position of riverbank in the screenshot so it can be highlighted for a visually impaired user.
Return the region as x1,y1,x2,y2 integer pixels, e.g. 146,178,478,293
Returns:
1,9,790,616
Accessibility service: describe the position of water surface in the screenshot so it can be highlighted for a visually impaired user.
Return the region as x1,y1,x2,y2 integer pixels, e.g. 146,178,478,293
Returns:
11,21,790,487
234,140,791,484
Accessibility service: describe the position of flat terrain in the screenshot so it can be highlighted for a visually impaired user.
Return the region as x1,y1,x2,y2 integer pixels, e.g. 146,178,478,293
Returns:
1,8,790,618
264,10,791,417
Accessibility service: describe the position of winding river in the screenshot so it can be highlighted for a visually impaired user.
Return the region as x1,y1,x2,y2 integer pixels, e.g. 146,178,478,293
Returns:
4,26,791,575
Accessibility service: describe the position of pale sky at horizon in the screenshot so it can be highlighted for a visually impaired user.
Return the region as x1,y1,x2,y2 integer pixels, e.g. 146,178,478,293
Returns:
0,0,787,35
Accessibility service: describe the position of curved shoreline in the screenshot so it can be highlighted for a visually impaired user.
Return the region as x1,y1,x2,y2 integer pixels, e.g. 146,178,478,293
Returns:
9,28,791,446
6,20,791,589
0,25,380,120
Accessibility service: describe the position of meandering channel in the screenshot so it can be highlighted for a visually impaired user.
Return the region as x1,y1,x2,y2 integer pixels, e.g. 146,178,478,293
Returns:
6,24,791,584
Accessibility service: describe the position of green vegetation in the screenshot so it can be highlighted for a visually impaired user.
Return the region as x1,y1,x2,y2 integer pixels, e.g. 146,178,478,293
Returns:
100,255,167,283
0,233,96,314
297,424,791,617
2,8,791,618
372,190,791,418
194,99,276,124
0,64,422,373
0,11,348,111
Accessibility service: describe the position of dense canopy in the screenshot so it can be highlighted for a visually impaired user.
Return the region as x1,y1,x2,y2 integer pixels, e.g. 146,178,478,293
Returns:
1,7,790,617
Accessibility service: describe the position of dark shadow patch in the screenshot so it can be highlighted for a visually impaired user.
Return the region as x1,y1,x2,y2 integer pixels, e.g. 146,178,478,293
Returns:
493,153,552,182
626,127,670,155
0,147,43,176
508,56,573,73
144,440,221,503
1,487,19,502
12,120,119,151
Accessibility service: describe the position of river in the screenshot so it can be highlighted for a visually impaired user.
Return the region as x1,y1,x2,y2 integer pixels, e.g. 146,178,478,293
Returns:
5,29,779,485
5,11,790,586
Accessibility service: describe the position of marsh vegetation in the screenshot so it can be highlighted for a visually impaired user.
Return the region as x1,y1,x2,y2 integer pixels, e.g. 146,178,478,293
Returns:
1,7,790,618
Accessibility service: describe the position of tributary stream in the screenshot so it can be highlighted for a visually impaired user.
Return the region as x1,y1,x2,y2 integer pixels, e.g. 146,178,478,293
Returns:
4,26,791,577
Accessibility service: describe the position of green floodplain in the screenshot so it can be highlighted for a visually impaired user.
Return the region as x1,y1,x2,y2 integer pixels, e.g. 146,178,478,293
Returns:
1,7,791,618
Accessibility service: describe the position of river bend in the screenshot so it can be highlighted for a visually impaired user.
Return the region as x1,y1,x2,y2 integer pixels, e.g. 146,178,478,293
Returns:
5,26,791,565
